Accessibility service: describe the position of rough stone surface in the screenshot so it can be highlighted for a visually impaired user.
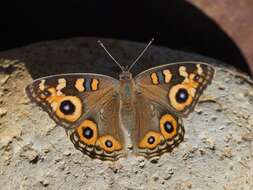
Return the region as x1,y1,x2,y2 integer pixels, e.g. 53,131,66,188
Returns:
0,37,252,190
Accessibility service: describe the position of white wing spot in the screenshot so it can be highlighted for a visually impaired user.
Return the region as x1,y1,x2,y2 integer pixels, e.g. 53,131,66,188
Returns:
56,78,67,95
163,69,172,83
179,66,188,78
197,64,203,75
39,80,46,91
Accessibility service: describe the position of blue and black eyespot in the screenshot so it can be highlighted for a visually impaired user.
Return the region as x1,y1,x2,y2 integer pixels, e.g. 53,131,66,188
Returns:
60,100,76,115
82,126,94,139
175,88,189,103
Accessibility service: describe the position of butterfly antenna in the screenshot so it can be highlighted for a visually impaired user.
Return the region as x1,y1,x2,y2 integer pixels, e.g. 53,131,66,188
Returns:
97,40,124,71
127,38,154,71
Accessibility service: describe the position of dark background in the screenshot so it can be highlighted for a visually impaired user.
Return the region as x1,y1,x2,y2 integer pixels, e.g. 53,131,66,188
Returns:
0,1,250,74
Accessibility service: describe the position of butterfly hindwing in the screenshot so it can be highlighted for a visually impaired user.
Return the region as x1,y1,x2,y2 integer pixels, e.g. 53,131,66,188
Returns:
132,92,185,158
67,91,126,161
135,62,215,116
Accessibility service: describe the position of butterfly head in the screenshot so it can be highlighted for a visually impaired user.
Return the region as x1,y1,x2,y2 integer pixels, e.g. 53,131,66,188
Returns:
119,71,132,81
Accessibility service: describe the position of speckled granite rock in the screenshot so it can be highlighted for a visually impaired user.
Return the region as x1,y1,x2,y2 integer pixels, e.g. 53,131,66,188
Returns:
0,37,252,190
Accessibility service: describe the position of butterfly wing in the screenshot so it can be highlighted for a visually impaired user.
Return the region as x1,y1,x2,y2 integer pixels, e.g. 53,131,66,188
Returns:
67,91,126,161
132,62,214,157
134,62,215,116
132,93,185,158
26,73,118,128
26,73,125,160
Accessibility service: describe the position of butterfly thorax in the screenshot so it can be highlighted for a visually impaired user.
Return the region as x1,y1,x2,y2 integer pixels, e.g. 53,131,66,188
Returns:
119,71,136,107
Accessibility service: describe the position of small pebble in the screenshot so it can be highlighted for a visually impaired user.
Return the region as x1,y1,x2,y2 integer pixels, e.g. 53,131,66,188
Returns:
229,162,234,170
211,116,217,122
0,108,7,117
138,161,145,168
242,132,253,141
152,174,159,181
63,150,72,157
187,181,192,189
202,137,215,150
0,75,10,85
150,156,159,164
199,149,206,156
164,168,174,180
218,85,225,90
223,147,232,158
40,179,49,187
19,146,39,164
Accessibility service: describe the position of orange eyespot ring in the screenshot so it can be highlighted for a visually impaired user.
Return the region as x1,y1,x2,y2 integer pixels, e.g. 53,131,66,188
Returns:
160,114,178,140
168,84,194,111
53,96,82,122
139,131,164,149
45,88,82,122
76,119,98,145
96,135,122,153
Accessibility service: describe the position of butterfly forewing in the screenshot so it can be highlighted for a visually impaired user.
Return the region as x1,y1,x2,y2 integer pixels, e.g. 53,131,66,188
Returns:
134,62,215,117
26,73,119,129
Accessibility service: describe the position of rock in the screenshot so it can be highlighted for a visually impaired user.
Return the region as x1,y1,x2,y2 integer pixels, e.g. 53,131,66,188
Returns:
202,137,216,150
137,157,146,168
186,181,193,189
138,161,145,168
241,132,253,141
150,156,160,164
151,173,159,181
223,147,233,158
40,179,49,187
42,144,52,154
0,125,21,146
0,75,10,85
163,168,174,180
19,145,39,164
0,37,252,189
63,150,72,157
0,108,7,117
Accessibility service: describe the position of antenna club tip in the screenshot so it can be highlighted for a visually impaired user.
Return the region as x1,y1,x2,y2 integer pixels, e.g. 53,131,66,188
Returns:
151,38,155,41
97,40,103,45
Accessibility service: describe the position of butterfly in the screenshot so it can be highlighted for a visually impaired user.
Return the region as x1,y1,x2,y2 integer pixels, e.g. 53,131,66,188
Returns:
26,39,215,161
